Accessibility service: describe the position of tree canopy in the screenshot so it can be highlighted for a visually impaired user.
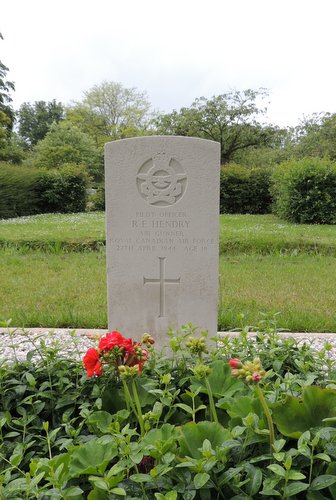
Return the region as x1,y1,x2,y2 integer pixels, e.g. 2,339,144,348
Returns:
18,100,64,147
154,89,277,164
67,81,152,146
0,33,15,149
29,121,102,180
295,112,336,160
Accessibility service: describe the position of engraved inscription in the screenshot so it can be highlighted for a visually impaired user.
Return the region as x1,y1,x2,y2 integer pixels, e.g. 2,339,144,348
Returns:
143,257,180,317
136,153,187,206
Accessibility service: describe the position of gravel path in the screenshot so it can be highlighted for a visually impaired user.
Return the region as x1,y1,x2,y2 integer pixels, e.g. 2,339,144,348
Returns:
1,328,336,363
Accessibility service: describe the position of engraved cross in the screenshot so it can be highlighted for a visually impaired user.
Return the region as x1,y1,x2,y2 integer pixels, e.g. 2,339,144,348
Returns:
143,257,180,317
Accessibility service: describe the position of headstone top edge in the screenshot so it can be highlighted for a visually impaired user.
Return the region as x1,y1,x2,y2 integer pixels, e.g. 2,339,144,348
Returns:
104,135,220,150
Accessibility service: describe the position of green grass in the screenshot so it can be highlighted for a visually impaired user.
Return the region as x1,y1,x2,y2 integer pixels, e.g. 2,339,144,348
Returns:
0,249,107,328
0,212,105,250
220,214,336,255
1,212,335,254
218,253,336,332
0,247,335,332
0,212,335,332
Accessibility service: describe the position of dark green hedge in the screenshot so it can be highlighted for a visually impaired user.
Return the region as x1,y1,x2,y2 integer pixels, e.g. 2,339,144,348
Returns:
272,158,336,224
0,163,88,219
220,164,272,214
34,164,88,214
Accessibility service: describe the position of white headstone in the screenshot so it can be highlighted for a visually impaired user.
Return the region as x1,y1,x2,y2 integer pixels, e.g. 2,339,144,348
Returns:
105,136,220,346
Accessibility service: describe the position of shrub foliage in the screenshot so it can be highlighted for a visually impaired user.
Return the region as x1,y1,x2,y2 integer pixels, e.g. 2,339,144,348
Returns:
272,158,336,224
220,164,272,214
0,163,88,219
1,324,336,498
34,164,88,214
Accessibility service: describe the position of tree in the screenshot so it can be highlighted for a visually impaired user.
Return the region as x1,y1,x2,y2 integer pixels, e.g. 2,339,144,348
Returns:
154,89,276,164
0,33,15,148
295,112,336,160
234,127,296,168
67,81,152,145
18,100,64,147
29,121,102,180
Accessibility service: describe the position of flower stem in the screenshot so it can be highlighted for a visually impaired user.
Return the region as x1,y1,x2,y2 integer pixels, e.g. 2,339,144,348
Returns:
121,378,132,413
255,384,275,454
131,380,145,436
205,377,218,423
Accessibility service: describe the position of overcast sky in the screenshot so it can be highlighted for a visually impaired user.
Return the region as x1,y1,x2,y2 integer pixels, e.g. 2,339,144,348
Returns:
1,0,336,127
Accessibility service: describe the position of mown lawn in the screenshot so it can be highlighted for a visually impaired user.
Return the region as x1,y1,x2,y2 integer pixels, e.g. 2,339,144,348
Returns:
0,212,335,254
0,212,335,332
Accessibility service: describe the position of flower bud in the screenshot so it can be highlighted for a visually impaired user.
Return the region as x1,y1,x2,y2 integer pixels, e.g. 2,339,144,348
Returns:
252,372,262,383
193,363,211,379
141,333,155,346
186,337,208,354
229,358,242,369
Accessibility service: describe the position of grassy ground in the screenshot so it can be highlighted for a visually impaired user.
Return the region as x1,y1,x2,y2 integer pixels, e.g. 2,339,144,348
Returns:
1,212,335,254
0,249,107,328
220,214,336,255
219,254,336,331
0,212,335,332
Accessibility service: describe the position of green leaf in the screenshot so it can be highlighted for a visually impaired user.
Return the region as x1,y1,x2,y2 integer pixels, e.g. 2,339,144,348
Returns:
267,464,286,477
283,481,309,496
88,489,110,500
110,487,126,496
194,472,210,489
225,395,262,419
88,476,109,491
64,486,85,496
69,437,118,476
315,453,331,462
260,489,281,496
244,464,262,495
310,474,336,491
272,386,336,438
286,470,306,480
249,454,272,463
307,491,331,500
130,473,152,483
326,462,336,497
273,438,286,453
25,372,36,387
218,466,243,486
141,424,179,448
155,493,177,500
86,411,113,434
191,360,244,398
175,403,194,414
28,472,45,488
179,421,231,459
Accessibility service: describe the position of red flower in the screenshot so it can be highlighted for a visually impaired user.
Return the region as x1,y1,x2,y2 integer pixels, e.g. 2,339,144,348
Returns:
120,336,137,354
83,348,102,377
229,358,242,369
98,331,128,352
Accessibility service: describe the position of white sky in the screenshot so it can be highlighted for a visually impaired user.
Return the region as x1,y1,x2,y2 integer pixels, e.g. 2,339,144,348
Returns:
1,0,336,127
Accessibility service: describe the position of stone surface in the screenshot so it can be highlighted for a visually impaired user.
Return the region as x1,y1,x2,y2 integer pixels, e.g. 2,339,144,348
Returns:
2,328,336,363
105,136,220,345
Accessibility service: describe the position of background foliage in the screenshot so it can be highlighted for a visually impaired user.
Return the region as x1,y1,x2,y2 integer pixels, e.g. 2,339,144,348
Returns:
0,163,88,219
272,158,336,224
220,164,272,214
